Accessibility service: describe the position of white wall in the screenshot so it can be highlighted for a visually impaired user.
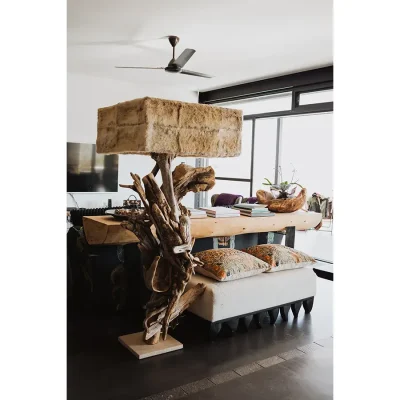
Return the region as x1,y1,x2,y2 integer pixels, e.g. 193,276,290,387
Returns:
67,73,198,209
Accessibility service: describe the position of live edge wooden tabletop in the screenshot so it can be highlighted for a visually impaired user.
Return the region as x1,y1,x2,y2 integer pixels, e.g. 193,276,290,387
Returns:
83,212,322,246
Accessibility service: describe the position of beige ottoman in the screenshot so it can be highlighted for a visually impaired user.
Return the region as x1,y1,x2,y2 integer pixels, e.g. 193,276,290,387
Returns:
186,267,316,338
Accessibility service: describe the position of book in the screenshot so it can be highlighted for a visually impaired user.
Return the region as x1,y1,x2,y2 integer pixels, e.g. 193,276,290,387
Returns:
238,208,275,217
188,208,206,213
199,207,240,216
235,208,271,213
206,213,241,218
239,211,275,217
237,207,272,212
188,208,208,219
233,204,268,210
189,213,208,219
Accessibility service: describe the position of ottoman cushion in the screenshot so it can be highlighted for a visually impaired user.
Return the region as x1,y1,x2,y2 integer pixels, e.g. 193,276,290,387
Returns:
242,244,316,272
194,248,268,281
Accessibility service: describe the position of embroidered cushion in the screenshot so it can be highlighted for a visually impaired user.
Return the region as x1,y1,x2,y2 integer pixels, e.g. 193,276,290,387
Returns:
242,244,315,272
194,248,268,281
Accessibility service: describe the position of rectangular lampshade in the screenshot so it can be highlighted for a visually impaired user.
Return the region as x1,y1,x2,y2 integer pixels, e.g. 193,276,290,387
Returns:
97,97,242,157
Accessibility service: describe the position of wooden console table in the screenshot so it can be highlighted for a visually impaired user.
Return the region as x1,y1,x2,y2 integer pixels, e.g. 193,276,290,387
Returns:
80,212,322,311
83,212,322,246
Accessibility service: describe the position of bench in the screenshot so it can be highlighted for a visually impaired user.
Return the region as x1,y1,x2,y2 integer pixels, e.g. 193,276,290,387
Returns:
186,267,317,338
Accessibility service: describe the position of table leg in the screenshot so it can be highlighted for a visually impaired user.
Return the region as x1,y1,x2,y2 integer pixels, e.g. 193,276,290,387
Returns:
285,226,296,248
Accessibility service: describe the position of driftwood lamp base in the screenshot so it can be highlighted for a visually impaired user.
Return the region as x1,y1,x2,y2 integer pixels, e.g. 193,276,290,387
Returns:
118,332,183,359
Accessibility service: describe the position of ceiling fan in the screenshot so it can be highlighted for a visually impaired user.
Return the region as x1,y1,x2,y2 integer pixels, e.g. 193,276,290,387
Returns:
115,35,213,79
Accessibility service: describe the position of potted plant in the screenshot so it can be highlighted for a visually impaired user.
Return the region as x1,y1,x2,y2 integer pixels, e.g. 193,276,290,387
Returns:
257,167,307,213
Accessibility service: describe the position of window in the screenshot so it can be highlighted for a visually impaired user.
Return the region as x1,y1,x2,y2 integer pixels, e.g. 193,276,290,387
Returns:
219,92,292,115
200,87,333,209
299,89,333,105
252,118,278,196
280,113,333,199
205,120,253,205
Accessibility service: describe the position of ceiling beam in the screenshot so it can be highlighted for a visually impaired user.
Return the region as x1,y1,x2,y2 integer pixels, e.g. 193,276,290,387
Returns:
198,66,333,104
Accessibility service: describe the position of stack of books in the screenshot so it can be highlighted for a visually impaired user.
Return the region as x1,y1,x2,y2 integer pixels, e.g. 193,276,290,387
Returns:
233,204,275,217
187,208,208,219
199,206,241,218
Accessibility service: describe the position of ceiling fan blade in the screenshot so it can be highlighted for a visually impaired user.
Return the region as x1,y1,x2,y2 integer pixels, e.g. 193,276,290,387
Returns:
180,69,213,78
70,40,139,46
70,36,169,47
174,49,196,68
115,66,164,70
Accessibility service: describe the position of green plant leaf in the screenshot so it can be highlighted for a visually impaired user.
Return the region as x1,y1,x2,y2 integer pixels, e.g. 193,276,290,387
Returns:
264,178,273,185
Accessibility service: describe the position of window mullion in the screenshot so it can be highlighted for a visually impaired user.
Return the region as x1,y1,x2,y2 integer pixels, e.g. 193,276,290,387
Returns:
274,118,283,184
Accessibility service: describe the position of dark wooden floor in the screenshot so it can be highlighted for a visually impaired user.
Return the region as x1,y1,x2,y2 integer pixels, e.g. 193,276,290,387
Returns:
185,344,333,400
67,278,333,400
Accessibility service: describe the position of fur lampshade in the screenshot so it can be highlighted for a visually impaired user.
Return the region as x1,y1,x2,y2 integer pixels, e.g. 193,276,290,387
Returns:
96,97,242,157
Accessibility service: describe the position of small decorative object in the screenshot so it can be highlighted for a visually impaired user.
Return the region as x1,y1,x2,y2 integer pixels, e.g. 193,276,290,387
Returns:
97,97,242,352
262,166,303,199
105,208,136,220
123,194,141,209
257,166,307,213
255,190,274,205
259,188,307,213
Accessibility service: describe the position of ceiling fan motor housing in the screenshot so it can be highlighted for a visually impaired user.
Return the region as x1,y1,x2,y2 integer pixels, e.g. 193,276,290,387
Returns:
166,35,181,72
165,64,181,73
168,35,180,47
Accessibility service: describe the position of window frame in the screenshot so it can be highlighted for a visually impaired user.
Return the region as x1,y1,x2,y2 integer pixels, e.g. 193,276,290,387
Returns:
197,67,333,203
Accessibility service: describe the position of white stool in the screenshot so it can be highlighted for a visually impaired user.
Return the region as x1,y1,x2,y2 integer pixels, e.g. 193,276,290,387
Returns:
186,267,316,338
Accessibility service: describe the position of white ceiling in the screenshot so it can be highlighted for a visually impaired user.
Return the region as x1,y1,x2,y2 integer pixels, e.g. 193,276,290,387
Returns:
67,0,332,92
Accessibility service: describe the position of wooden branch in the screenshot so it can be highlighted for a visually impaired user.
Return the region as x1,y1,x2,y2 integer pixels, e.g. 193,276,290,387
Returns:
179,215,191,246
144,283,206,341
130,173,150,211
144,256,171,292
151,162,160,177
143,173,171,222
152,153,179,222
173,243,192,254
120,158,216,345
172,163,216,202
145,292,169,313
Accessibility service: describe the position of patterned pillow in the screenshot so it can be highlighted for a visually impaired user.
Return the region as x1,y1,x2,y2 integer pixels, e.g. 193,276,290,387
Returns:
242,244,316,273
193,248,268,281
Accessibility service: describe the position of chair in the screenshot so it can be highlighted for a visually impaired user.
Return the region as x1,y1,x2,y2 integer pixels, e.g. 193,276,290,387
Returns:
242,196,258,204
307,193,330,218
307,194,333,233
210,193,243,207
